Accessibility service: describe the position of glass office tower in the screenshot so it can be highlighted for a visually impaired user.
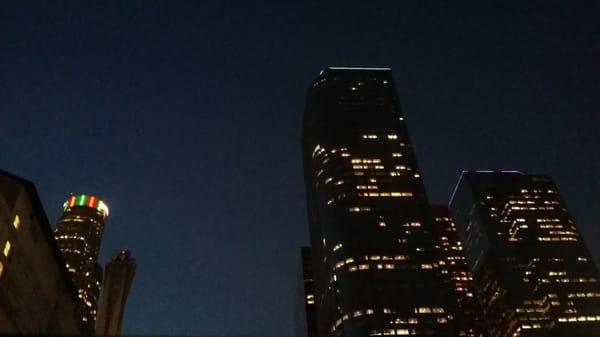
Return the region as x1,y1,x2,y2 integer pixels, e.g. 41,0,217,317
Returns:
449,171,600,337
432,205,489,337
302,67,461,337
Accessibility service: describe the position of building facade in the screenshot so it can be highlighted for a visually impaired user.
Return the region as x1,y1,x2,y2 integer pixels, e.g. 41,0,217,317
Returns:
295,247,317,337
55,194,109,333
432,205,489,337
95,250,136,337
301,67,462,337
0,169,82,335
449,171,600,337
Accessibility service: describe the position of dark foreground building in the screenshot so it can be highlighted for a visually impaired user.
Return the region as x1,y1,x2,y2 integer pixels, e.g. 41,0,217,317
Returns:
95,250,136,337
55,194,110,332
0,170,81,335
449,171,600,337
301,67,462,337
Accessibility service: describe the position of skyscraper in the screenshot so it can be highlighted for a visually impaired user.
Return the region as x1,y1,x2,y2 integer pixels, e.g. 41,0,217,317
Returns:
431,206,489,337
449,171,600,337
55,194,109,332
301,67,461,337
0,169,82,335
295,247,317,337
95,250,136,337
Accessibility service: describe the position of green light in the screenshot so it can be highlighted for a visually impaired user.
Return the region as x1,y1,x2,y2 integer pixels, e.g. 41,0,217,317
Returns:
77,195,86,206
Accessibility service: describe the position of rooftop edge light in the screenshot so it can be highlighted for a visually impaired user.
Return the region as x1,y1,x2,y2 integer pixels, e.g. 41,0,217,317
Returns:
448,170,525,207
328,67,391,71
62,194,109,218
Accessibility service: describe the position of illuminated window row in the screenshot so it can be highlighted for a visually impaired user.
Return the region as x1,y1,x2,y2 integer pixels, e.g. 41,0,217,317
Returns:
370,329,413,336
358,192,413,197
537,218,561,223
334,255,409,270
538,237,578,242
361,134,400,140
352,158,381,164
416,307,445,314
539,224,564,229
557,315,600,322
567,292,600,298
332,308,376,331
56,234,88,241
345,263,433,272
353,164,385,169
539,277,597,283
356,185,378,190
510,206,556,211
349,207,371,212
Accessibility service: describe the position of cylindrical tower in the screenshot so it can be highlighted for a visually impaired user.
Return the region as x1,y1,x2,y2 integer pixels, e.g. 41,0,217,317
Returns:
54,194,109,333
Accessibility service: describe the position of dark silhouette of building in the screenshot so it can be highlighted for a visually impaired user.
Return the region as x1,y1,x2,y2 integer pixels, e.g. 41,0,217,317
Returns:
295,247,317,337
432,206,489,337
301,67,462,337
449,171,600,337
0,169,82,335
55,194,109,333
95,250,136,337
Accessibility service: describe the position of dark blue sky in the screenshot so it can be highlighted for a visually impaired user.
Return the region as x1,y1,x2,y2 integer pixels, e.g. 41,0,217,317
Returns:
1,1,598,336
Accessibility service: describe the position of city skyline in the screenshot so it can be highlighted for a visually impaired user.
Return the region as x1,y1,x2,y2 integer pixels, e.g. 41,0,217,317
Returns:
2,1,598,336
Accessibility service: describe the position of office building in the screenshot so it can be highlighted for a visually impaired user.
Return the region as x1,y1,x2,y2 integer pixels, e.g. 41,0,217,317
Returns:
295,247,317,337
301,67,462,337
55,194,109,332
432,205,489,337
449,171,600,337
0,169,81,335
95,250,136,337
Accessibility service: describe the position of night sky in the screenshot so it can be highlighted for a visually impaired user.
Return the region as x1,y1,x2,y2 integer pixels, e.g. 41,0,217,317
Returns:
1,1,598,336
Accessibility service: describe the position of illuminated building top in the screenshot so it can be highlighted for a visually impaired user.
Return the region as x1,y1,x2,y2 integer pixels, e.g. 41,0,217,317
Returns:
62,194,109,218
55,193,109,332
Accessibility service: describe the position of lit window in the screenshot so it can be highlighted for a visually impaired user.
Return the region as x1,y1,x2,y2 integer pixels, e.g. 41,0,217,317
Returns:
13,215,20,229
3,241,11,257
0,261,3,277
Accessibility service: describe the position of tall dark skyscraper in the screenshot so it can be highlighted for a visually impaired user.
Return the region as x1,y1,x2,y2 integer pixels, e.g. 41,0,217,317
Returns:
55,194,109,332
431,206,488,337
449,171,600,337
301,67,461,337
95,250,136,337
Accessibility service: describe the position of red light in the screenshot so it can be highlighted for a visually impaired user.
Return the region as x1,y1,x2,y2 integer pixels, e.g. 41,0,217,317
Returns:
88,196,97,208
